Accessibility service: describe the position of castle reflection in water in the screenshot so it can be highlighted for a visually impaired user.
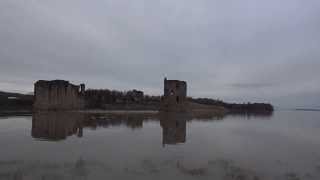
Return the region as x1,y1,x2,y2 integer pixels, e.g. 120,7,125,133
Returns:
32,111,272,145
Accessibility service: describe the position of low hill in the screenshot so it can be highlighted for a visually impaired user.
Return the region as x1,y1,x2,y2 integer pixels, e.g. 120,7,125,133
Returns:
0,91,33,111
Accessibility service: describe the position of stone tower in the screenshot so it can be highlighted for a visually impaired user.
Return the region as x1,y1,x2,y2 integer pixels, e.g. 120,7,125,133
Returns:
160,78,188,112
33,80,85,111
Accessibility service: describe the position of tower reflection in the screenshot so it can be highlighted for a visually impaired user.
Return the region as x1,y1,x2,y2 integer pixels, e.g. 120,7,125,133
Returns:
31,112,155,141
32,112,84,141
160,113,190,146
30,111,255,144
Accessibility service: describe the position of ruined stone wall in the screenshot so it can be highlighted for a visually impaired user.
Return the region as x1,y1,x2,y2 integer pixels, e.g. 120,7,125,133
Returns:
34,80,85,111
160,78,188,112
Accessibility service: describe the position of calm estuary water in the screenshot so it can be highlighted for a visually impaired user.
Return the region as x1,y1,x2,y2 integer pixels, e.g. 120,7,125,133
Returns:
0,110,320,180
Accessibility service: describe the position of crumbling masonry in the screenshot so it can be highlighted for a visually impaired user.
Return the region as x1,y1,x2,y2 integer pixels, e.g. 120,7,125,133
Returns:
34,78,188,112
160,78,188,112
34,80,85,111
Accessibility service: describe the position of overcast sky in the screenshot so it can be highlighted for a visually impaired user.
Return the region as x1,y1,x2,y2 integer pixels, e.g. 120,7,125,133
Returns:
0,0,320,108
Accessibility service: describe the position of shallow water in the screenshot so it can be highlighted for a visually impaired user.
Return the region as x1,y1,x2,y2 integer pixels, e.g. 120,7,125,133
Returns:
0,111,320,180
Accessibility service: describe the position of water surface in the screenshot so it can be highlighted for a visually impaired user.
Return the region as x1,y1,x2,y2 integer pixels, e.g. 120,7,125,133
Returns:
0,111,320,180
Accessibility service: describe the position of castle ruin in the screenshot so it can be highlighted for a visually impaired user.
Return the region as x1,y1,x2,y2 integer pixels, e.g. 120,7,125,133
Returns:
160,78,188,112
34,80,85,111
33,78,188,112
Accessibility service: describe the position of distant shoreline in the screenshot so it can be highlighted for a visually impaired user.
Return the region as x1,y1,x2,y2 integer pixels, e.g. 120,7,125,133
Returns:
295,108,320,112
0,110,33,116
1,90,274,115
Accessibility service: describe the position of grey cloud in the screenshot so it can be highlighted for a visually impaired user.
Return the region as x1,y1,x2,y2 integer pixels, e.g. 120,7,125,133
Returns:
230,83,275,89
0,0,320,107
